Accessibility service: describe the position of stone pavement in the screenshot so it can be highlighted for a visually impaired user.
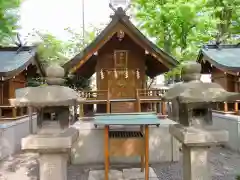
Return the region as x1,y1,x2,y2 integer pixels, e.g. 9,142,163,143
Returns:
0,147,240,180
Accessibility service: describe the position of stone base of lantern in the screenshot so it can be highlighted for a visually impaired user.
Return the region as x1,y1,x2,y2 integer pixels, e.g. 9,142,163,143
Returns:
39,153,68,180
21,127,79,180
169,124,228,180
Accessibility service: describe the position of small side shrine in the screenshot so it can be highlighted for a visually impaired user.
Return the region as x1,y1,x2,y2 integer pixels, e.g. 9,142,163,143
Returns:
0,46,43,119
197,44,240,114
64,6,178,115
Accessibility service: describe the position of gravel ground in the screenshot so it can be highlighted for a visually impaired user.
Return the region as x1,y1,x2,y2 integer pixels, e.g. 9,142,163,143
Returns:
0,147,240,180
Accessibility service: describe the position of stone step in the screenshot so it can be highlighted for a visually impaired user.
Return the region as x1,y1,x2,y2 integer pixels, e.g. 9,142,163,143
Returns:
88,168,158,180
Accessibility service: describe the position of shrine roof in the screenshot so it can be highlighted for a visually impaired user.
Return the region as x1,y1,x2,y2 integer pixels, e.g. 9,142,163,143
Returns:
0,46,44,79
63,7,178,78
197,44,240,72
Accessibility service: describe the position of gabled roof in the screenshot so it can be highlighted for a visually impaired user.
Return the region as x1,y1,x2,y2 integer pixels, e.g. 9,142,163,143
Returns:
0,46,44,79
197,44,240,73
64,7,178,76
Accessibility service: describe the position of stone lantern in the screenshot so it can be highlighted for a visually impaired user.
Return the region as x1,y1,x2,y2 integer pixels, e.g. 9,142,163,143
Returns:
164,61,240,180
10,64,83,130
9,64,84,180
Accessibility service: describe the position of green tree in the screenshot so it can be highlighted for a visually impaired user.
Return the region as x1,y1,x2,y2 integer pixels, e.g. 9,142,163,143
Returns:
132,0,240,79
0,0,20,45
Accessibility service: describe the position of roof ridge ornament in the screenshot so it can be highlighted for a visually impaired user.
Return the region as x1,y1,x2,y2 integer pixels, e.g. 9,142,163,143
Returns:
109,0,131,19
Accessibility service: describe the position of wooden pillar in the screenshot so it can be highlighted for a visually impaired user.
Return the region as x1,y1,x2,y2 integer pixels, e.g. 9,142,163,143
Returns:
79,104,84,118
20,107,24,116
140,125,144,172
161,101,166,115
235,101,239,115
12,107,17,118
106,90,110,113
104,126,109,180
224,102,228,112
144,125,149,180
0,108,2,119
137,99,141,112
28,107,33,134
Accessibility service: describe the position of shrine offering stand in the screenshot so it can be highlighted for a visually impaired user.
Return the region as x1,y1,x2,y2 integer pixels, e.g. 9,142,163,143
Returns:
94,112,160,180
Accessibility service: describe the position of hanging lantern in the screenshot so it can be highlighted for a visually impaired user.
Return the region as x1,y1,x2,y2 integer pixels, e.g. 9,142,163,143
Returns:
125,68,128,79
100,69,104,79
136,69,140,79
114,69,118,79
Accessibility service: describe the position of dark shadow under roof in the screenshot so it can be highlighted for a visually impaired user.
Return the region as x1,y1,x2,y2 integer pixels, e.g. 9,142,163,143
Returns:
197,44,240,72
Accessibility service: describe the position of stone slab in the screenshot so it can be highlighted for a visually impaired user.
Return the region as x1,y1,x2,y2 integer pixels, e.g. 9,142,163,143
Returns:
169,124,228,146
22,127,79,152
88,170,123,180
122,168,158,180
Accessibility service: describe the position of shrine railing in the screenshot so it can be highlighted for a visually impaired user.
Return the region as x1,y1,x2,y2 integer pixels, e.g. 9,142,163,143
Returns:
136,88,168,115
136,89,167,100
79,90,109,101
212,101,240,115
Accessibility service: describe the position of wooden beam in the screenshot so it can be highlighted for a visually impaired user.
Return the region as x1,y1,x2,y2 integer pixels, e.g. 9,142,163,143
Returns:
69,26,120,74
104,125,109,180
145,125,149,180
118,24,172,69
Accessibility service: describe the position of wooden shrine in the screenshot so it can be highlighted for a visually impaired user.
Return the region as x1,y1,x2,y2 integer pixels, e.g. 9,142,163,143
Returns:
64,7,178,114
197,44,240,114
0,46,43,119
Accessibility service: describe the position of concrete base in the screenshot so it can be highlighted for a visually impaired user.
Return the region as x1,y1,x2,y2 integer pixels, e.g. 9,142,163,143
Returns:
88,168,158,180
21,127,79,180
39,153,68,180
212,112,240,152
71,119,180,164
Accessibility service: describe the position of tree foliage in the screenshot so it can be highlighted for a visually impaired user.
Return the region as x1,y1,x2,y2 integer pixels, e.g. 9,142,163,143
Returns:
0,0,20,45
35,26,102,66
132,0,240,79
30,26,102,89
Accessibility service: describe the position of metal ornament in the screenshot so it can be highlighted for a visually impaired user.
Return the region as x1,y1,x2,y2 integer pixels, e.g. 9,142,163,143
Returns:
114,69,118,79
136,69,140,79
100,69,104,79
125,68,128,79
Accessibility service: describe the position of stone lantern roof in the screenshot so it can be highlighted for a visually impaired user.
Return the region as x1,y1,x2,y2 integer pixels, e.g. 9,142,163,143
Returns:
10,64,84,107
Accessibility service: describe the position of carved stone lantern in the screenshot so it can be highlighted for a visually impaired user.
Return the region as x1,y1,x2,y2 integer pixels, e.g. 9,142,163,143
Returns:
9,64,83,180
10,64,83,130
164,61,240,180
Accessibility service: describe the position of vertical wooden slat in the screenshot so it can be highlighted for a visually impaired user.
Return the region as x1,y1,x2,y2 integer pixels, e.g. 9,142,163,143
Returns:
145,125,149,180
104,126,109,180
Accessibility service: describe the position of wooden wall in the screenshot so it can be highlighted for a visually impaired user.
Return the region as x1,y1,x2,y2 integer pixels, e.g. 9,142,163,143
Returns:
0,72,26,105
212,67,237,92
96,33,146,97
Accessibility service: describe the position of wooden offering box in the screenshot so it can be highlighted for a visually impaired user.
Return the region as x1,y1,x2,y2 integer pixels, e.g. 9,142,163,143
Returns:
94,112,160,180
109,131,144,156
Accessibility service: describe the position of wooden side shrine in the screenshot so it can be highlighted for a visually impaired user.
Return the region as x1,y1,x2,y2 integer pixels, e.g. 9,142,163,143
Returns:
0,46,43,119
64,7,178,115
197,44,240,114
